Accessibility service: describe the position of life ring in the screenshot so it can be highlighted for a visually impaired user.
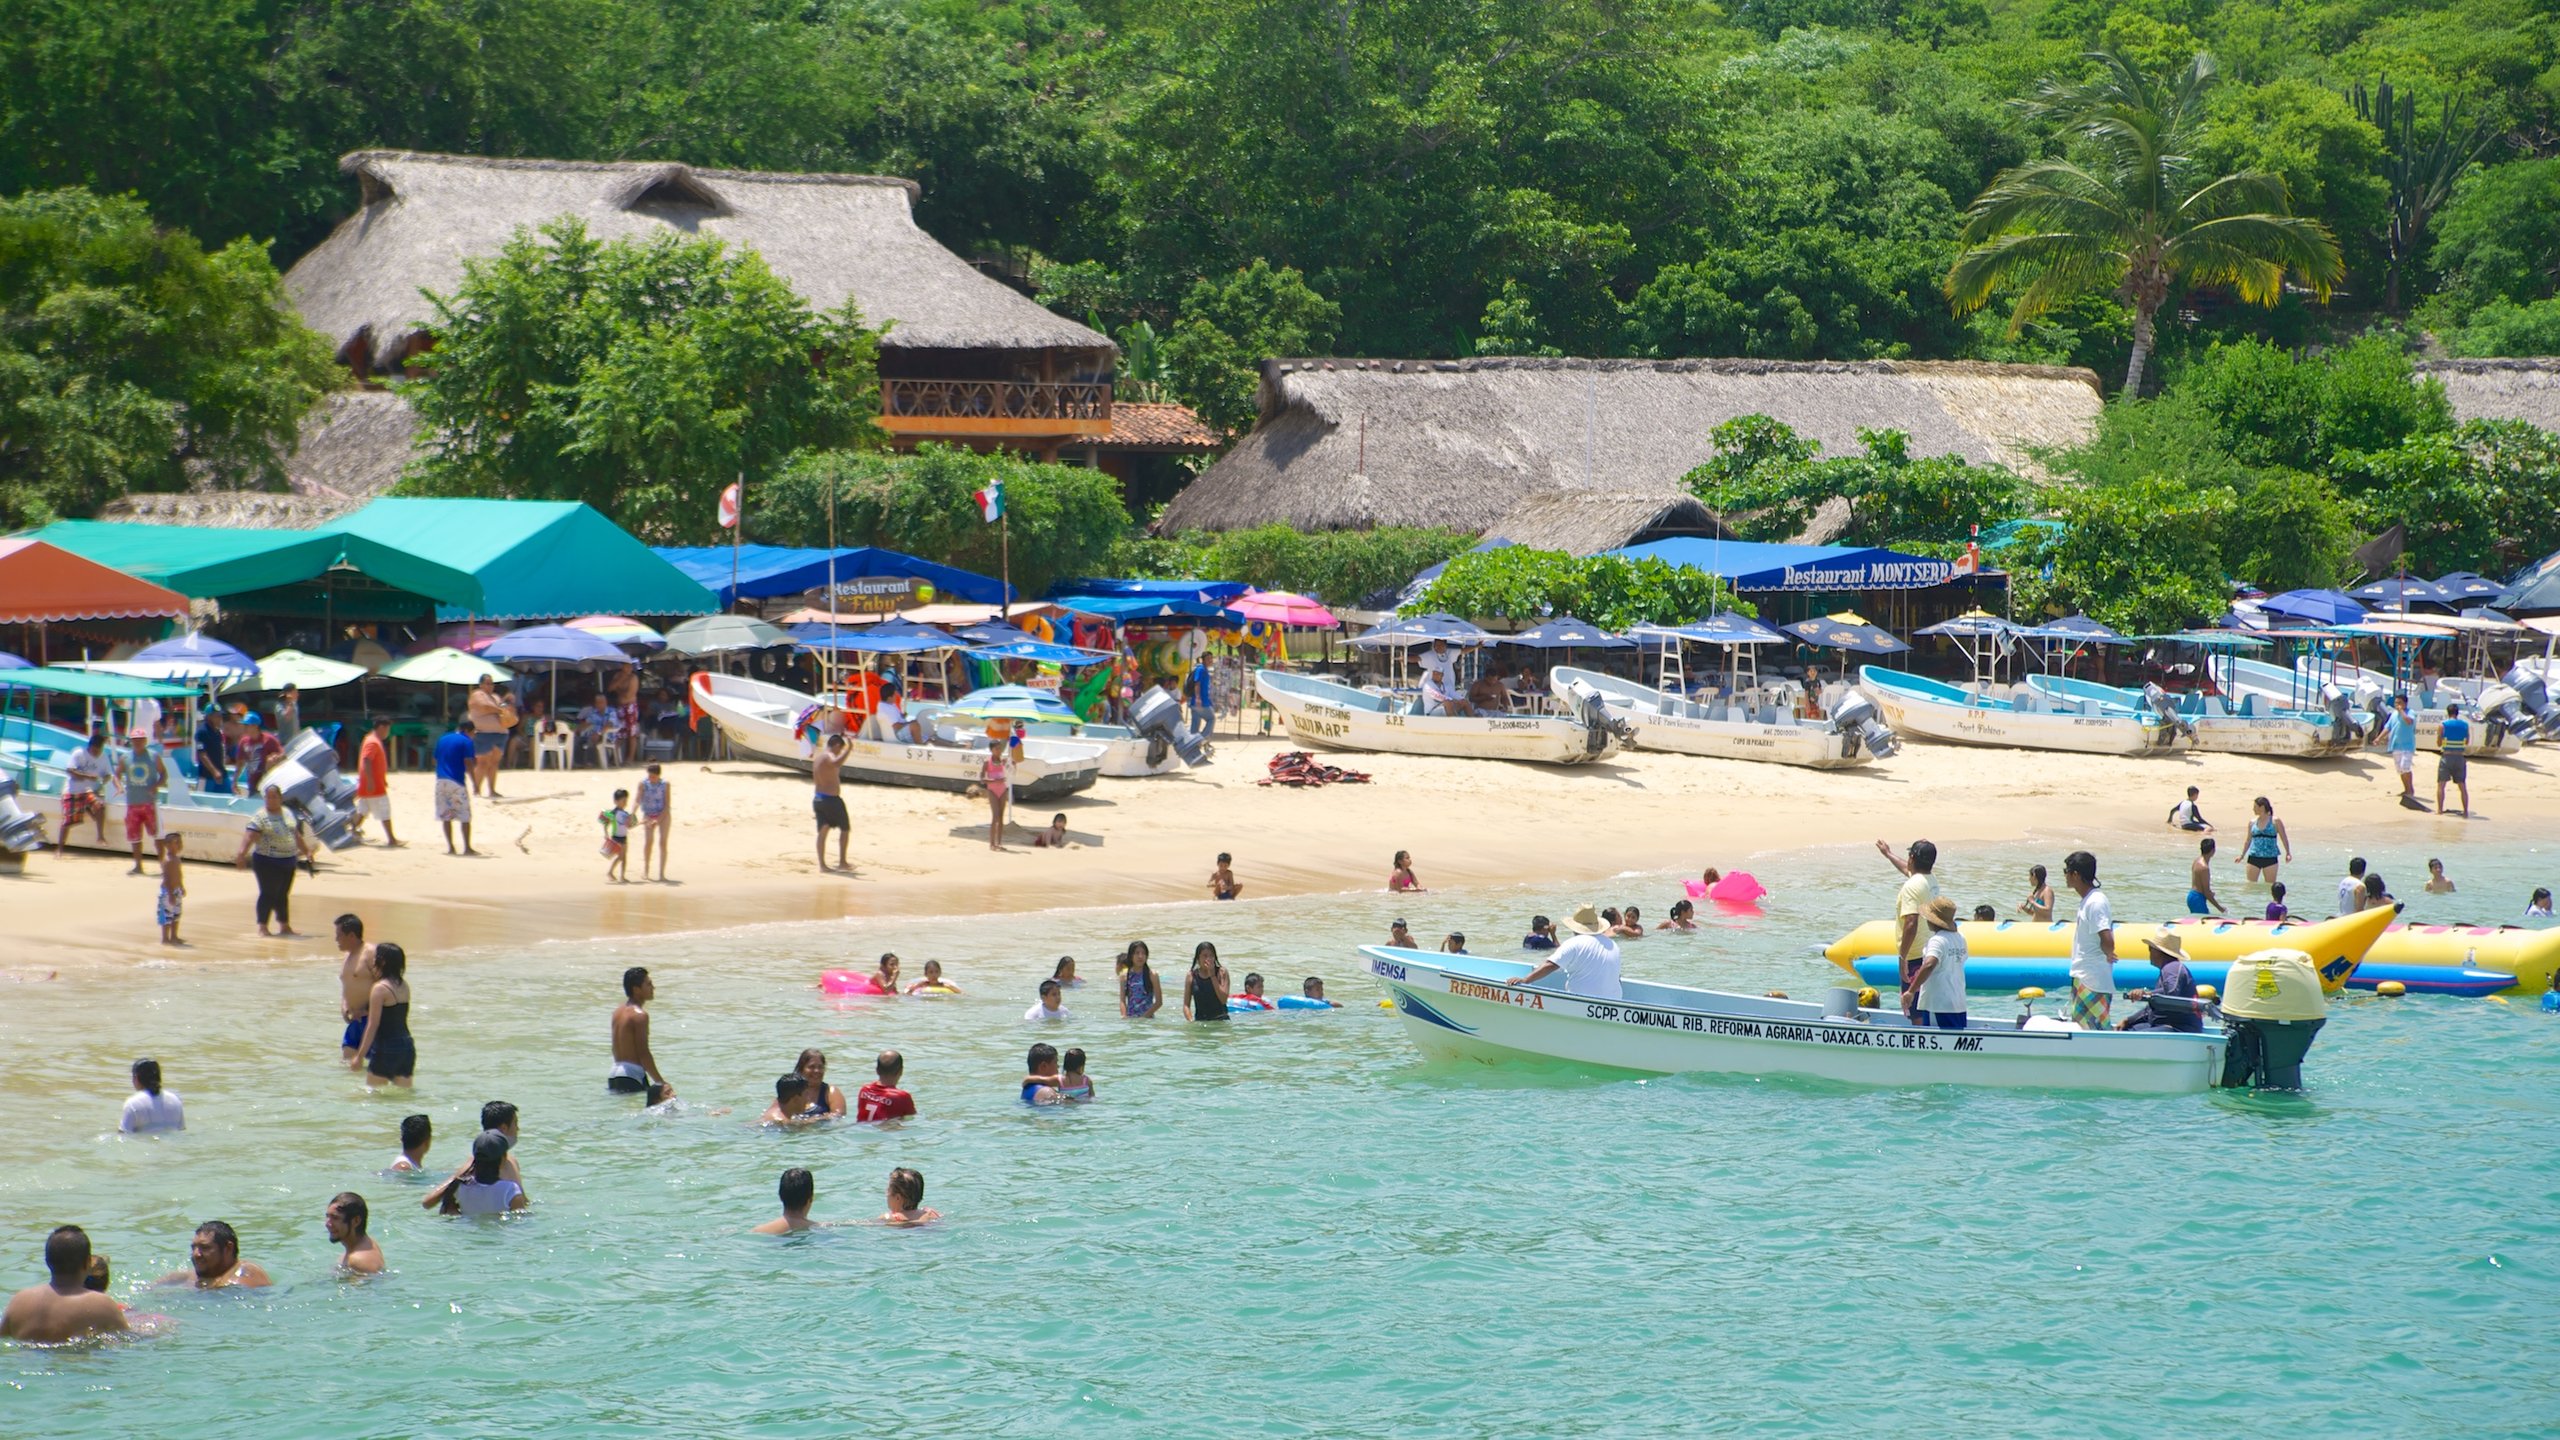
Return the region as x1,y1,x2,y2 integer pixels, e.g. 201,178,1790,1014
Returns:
1019,613,1054,643
820,970,887,996
1275,995,1335,1011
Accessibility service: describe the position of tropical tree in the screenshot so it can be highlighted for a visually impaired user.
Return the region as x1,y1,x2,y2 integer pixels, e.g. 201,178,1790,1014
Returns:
1945,49,2346,395
2350,79,2499,313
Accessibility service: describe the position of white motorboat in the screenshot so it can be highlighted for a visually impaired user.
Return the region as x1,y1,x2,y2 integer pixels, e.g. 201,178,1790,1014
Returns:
914,687,1209,780
1551,666,1892,768
688,672,1105,799
2223,656,2529,756
1357,946,2226,1094
1856,666,2179,756
0,716,346,855
2021,674,2361,759
1254,669,1624,765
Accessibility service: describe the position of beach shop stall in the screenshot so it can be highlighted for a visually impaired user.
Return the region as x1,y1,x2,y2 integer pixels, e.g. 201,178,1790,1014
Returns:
1045,582,1253,731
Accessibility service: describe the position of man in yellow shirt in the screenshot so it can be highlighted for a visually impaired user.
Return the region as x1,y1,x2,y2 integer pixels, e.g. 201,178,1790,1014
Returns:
1877,838,1941,1020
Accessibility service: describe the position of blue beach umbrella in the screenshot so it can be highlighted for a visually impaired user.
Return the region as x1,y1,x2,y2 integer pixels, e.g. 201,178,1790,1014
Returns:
478,624,630,666
131,632,258,679
2258,589,2366,626
1637,612,1789,647
1506,616,1633,649
1351,613,1495,649
2349,577,2451,607
0,651,29,670
1781,614,1910,655
2431,571,2503,602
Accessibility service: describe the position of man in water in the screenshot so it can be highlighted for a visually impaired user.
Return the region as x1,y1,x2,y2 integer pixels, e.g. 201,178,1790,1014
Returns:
432,719,476,855
1024,978,1071,1022
159,1221,271,1289
1516,903,1623,1000
609,966,675,1104
2186,838,2224,916
856,1050,917,1122
753,1168,824,1233
813,734,851,872
326,1193,384,1274
2384,693,2425,810
1022,1043,1065,1105
336,912,378,1062
2063,850,2116,1029
2337,857,2368,915
762,1074,826,1127
2166,785,2211,832
1388,918,1416,949
1877,838,1941,1020
2436,701,2471,819
2,1226,130,1342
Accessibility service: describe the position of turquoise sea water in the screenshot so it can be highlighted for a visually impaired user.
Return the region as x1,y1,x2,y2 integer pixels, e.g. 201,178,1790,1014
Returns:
4,832,2557,1438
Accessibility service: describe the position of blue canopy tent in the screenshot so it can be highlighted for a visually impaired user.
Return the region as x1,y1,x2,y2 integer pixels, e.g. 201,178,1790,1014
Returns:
1050,578,1248,603
654,544,1010,609
969,639,1113,666
1047,594,1243,625
786,619,965,654
1610,539,1965,593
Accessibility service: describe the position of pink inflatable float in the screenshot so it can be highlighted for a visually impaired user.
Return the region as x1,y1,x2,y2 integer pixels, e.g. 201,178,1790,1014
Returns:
821,970,888,996
1706,871,1766,904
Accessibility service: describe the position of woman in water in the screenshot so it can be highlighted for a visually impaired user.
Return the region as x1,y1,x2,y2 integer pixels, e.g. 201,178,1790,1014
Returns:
349,942,414,1088
1052,956,1083,989
1181,941,1229,1022
445,1130,527,1215
2017,864,2054,921
1658,900,1698,931
2526,887,2553,920
1389,851,1422,892
2240,796,2292,885
1120,942,1162,1018
795,1048,847,1117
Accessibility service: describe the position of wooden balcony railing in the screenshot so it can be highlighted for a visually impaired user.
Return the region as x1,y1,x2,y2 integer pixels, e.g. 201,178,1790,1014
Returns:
878,378,1113,438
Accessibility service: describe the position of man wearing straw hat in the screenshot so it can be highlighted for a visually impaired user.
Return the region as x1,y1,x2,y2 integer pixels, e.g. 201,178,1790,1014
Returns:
2119,934,2202,1033
1515,904,1623,1000
1908,898,1969,1030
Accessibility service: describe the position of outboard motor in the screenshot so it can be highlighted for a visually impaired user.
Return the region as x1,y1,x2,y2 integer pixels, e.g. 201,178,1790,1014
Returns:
2501,664,2560,741
0,775,46,853
1127,685,1211,767
2319,683,2357,746
1564,679,1635,755
2217,948,2329,1091
1828,691,1899,760
2473,682,2528,749
2140,683,2196,741
258,730,359,850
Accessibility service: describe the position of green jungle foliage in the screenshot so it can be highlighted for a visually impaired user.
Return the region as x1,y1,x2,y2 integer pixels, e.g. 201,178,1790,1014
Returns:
759,445,1131,599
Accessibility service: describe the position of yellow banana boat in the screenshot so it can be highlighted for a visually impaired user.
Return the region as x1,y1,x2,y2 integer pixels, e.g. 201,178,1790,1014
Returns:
1826,904,2400,997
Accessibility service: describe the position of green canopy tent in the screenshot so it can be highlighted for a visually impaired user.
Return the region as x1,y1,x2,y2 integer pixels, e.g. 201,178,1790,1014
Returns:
317,500,718,622
29,520,478,622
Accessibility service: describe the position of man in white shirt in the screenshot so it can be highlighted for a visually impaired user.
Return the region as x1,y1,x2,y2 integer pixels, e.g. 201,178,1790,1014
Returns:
2337,857,2367,915
2063,850,2115,1029
874,676,920,744
1516,903,1623,1000
59,727,112,851
1417,639,1470,716
1024,978,1071,1022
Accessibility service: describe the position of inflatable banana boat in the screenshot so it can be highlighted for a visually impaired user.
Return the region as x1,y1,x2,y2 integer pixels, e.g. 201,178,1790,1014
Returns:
1826,905,2399,997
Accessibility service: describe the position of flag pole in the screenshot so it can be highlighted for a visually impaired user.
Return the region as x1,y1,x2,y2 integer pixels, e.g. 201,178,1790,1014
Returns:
729,469,744,616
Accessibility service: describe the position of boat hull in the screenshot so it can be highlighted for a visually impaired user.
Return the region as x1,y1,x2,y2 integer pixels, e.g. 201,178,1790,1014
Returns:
2022,673,2360,758
1255,671,1617,765
690,673,1102,800
1552,667,1871,768
1859,671,2176,756
1358,947,2223,1093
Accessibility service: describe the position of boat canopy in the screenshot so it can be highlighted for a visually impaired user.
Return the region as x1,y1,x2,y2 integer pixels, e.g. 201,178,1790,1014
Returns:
0,667,198,699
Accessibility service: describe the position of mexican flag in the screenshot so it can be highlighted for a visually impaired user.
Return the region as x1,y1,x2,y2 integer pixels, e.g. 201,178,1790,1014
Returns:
973,478,1005,523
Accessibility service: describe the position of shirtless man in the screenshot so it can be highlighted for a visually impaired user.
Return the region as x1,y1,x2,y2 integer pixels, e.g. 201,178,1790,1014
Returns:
158,1220,271,1290
609,967,675,1104
752,1167,823,1234
325,1193,384,1275
336,913,378,1062
813,735,850,872
2,1226,130,1342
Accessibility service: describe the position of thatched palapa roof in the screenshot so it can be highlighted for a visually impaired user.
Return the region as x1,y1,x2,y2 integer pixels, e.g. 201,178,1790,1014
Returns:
286,151,1111,372
2418,358,2560,434
1480,492,1729,555
1155,357,2103,534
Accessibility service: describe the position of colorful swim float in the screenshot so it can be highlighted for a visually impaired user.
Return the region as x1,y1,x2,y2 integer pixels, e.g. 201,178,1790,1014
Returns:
820,970,889,996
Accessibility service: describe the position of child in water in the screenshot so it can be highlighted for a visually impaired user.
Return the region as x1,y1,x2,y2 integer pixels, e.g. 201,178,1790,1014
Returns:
1234,972,1278,1008
1058,1047,1095,1101
881,1167,939,1227
155,833,185,945
599,788,633,882
2264,882,2291,922
1389,851,1423,893
905,958,961,995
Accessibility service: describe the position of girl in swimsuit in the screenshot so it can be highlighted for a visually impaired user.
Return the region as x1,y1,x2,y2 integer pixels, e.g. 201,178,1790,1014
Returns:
2018,864,2054,921
2241,796,2290,884
1389,851,1422,892
1181,941,1229,1022
872,953,903,994
1058,1048,1094,1101
982,731,1011,850
1120,942,1161,1018
905,957,961,994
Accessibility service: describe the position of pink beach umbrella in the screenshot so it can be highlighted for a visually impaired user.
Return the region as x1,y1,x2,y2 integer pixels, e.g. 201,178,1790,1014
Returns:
1232,590,1341,629
417,622,508,655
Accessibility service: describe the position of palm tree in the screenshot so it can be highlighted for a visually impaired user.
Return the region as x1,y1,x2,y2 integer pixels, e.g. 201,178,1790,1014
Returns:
1946,49,2345,395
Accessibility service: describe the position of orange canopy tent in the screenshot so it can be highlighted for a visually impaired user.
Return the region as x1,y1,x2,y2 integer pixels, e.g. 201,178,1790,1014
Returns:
0,538,190,624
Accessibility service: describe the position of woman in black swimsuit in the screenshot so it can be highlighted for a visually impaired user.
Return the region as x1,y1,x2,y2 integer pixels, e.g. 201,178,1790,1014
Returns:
1181,941,1229,1022
353,943,415,1088
794,1047,847,1117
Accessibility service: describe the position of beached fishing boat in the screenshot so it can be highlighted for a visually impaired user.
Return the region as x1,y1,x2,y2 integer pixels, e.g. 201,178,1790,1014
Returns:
2223,656,2529,756
2020,673,2361,759
1855,666,2179,755
1551,666,1888,767
1826,903,2396,994
688,672,1104,799
1357,945,2226,1093
1254,669,1624,765
0,715,358,854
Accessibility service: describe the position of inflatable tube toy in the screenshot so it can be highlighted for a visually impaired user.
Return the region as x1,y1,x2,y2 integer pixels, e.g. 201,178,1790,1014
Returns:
908,981,961,997
1843,954,2513,999
820,970,888,996
1825,905,2399,996
1706,871,1768,904
1275,995,1336,1011
1228,996,1278,1014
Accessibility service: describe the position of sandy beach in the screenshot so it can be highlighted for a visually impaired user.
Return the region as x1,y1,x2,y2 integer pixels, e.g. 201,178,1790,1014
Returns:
5,735,2551,970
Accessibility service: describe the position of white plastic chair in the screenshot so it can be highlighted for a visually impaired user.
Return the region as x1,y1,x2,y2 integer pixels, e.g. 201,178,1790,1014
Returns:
535,724,575,771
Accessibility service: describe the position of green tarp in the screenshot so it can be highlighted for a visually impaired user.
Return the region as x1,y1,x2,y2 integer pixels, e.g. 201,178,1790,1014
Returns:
29,519,477,618
0,667,197,699
318,499,717,622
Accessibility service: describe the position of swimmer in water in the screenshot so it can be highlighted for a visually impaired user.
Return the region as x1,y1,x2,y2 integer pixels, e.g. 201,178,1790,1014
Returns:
904,957,960,995
794,1049,847,1118
391,1113,432,1173
424,1101,523,1209
608,967,675,1105
871,953,903,993
1058,1047,1094,1101
3,1227,131,1342
762,1074,828,1127
335,913,377,1062
881,1167,939,1227
1022,1042,1064,1106
1301,976,1332,1007
158,1221,271,1290
752,1167,824,1234
326,1193,384,1275
1658,900,1697,931
1233,972,1276,1010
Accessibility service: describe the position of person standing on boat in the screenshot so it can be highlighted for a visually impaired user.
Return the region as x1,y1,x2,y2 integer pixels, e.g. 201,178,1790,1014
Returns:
2063,850,2116,1029
1418,639,1470,716
1908,899,1968,1030
1876,838,1940,1018
1515,904,1623,1000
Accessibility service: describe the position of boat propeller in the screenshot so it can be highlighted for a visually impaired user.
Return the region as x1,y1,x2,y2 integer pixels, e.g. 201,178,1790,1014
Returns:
2319,684,2358,746
0,776,45,854
1567,683,1636,755
259,730,362,850
1128,685,1211,768
2500,664,2560,742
